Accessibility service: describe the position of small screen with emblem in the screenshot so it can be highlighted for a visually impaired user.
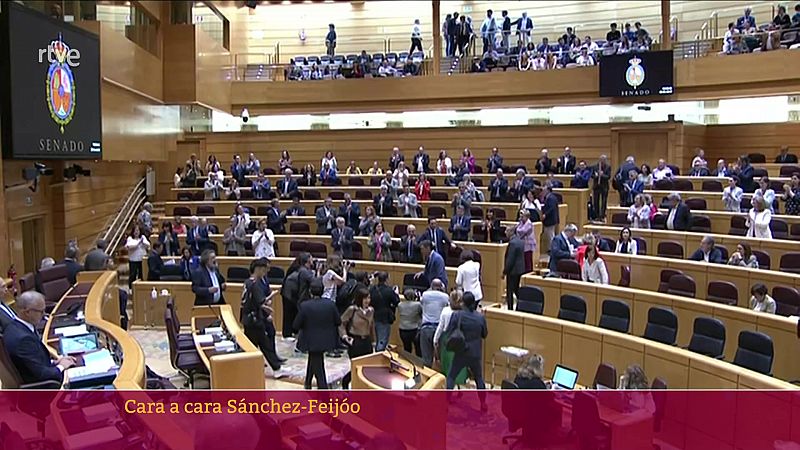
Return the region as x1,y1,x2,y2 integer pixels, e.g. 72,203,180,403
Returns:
599,50,674,98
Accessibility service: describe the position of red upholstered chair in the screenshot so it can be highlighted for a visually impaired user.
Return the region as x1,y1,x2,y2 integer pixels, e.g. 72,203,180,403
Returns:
633,237,647,255
618,266,631,287
348,177,364,186
18,273,35,293
469,206,483,219
192,192,205,201
393,224,408,237
592,363,617,389
369,177,382,186
790,223,800,241
304,190,321,200
38,264,71,309
351,241,363,260
673,179,693,191
706,281,739,305
289,222,310,234
472,224,487,243
490,208,506,220
748,153,766,163
780,165,800,177
753,250,771,270
355,190,373,200
328,190,345,201
427,206,447,219
196,205,215,216
177,192,193,202
772,286,800,316
653,179,673,191
701,180,723,192
430,192,449,201
771,219,789,240
307,242,327,259
289,240,307,257
666,274,696,298
685,198,707,210
658,269,683,293
611,213,628,226
556,259,581,281
262,168,277,175
690,215,711,233
779,253,800,274
657,241,684,259
730,216,748,235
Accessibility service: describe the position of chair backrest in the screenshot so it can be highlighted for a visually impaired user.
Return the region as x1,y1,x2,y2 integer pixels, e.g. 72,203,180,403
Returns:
701,180,723,192
706,281,738,306
592,362,617,389
289,222,311,234
611,213,628,225
557,294,587,324
430,191,449,201
226,266,250,283
729,215,747,234
772,286,800,316
572,392,604,446
555,259,581,280
643,306,678,345
40,272,71,304
304,190,321,200
618,265,631,287
780,165,800,177
666,274,696,298
791,223,800,241
348,177,364,186
469,206,483,219
428,206,447,218
307,242,327,259
328,190,345,200
163,309,180,368
18,273,34,293
674,179,693,191
166,297,181,334
0,334,22,388
658,269,683,293
289,240,307,257
779,252,800,273
690,215,711,233
355,189,373,200
516,286,544,315
771,219,789,239
748,153,766,163
733,330,774,375
752,250,771,270
402,273,428,291
393,224,408,238
633,237,647,255
657,241,684,259
160,264,184,281
653,179,673,190
196,205,215,216
687,317,726,358
599,299,630,333
173,206,191,217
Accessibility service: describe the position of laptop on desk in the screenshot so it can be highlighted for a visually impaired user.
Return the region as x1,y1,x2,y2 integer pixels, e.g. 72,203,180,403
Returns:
551,364,579,390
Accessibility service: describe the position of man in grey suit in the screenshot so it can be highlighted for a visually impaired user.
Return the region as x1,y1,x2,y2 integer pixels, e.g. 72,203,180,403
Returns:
330,217,355,259
315,197,336,235
503,227,525,310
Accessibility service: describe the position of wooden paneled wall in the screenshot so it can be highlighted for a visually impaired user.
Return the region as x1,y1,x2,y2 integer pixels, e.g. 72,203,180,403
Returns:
220,0,775,63
704,122,800,165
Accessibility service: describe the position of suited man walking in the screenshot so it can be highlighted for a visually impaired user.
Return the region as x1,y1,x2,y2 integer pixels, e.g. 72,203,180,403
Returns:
293,278,342,389
192,250,227,306
417,217,455,257
503,228,525,310
416,241,448,289
444,292,487,411
331,217,355,259
3,291,76,384
315,197,337,235
400,224,422,263
665,192,692,231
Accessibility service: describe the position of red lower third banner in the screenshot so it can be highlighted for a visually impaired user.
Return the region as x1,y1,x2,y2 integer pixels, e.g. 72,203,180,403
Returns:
0,390,798,449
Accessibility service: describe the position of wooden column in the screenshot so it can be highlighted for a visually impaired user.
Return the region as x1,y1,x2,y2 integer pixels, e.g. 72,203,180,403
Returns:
660,0,672,49
432,0,441,75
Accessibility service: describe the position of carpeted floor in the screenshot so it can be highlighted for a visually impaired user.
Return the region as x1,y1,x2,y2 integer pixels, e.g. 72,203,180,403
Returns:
129,327,351,389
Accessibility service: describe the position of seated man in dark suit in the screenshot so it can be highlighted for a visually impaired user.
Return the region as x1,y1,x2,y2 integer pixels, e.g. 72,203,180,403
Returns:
3,291,76,384
400,224,422,264
61,246,83,286
548,223,579,274
775,146,798,164
665,192,692,231
192,250,227,306
688,236,725,264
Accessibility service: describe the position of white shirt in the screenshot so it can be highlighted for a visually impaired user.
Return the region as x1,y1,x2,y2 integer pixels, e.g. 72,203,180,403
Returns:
747,209,772,239
411,23,421,39
207,267,221,303
614,239,638,255
437,157,453,174
627,204,650,228
755,188,776,212
531,56,547,70
575,54,595,66
433,306,454,346
583,41,599,52
666,207,677,230
125,236,150,262
652,166,673,181
581,257,609,284
722,186,743,212
393,168,410,186
321,156,338,171
398,193,418,217
455,260,483,301
252,228,275,258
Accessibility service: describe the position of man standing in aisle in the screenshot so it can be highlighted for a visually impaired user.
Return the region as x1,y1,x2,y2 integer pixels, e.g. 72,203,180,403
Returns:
325,24,337,57
410,19,423,54
592,154,611,221
503,227,525,310
481,9,497,53
293,278,342,389
517,11,533,47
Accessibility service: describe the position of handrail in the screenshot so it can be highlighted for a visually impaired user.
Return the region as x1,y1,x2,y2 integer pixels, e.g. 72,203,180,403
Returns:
700,22,709,40
671,15,678,41
98,177,146,258
710,11,719,38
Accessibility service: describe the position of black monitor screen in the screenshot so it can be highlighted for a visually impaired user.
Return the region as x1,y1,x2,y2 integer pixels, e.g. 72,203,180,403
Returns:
0,3,102,159
599,51,674,98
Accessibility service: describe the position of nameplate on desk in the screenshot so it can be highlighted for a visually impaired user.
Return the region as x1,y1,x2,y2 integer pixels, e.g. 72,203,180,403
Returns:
213,340,235,352
204,326,223,335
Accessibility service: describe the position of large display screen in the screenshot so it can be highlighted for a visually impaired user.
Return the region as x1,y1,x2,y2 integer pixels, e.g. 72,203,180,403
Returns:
599,51,674,98
0,2,102,159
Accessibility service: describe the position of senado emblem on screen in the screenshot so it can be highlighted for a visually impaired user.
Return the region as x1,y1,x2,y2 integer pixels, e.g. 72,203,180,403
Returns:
625,56,645,89
45,34,76,133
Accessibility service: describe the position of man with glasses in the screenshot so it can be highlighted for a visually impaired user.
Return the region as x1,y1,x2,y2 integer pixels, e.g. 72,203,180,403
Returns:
3,291,76,384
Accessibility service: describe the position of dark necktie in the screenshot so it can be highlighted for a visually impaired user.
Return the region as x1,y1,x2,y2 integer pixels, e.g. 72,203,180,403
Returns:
407,239,413,258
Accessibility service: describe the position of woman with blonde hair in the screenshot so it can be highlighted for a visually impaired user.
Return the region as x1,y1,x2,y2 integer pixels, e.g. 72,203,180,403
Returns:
620,364,649,389
514,354,547,389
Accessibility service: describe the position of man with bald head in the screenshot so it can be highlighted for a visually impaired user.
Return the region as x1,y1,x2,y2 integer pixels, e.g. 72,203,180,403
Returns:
419,278,449,367
4,291,76,384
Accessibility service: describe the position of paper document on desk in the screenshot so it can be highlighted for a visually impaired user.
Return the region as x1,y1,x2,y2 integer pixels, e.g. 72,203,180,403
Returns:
54,324,88,337
194,334,214,345
66,349,117,378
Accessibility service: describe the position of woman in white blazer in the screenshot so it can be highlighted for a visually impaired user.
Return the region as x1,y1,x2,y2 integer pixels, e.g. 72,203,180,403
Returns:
614,227,638,255
746,197,772,239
